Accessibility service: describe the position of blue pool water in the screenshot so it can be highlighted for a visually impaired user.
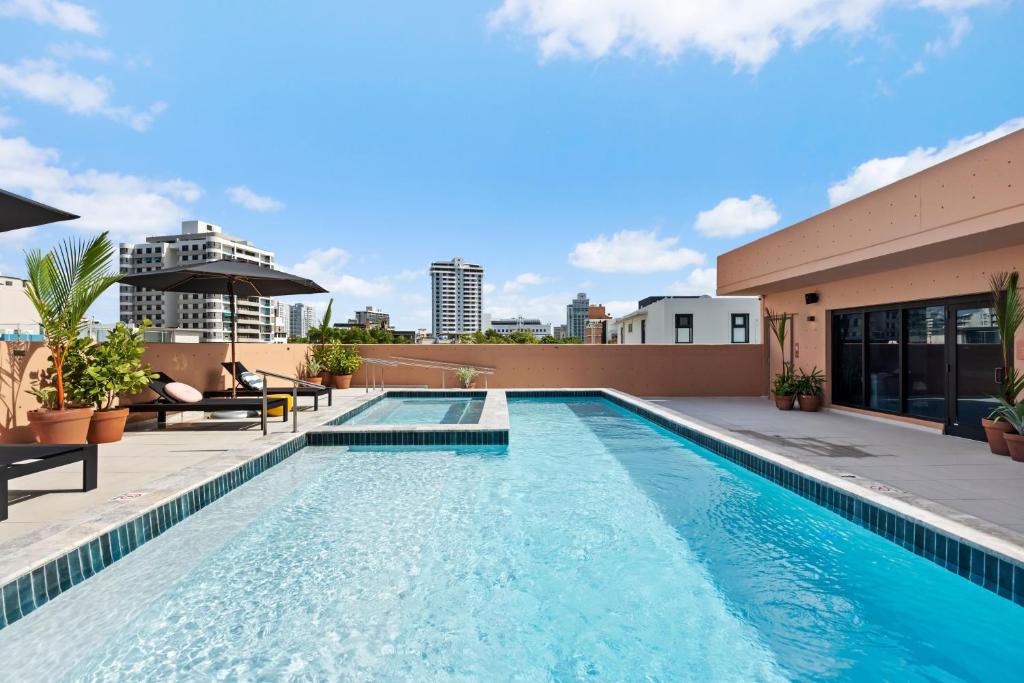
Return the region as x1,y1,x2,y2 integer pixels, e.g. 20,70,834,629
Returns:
341,396,483,425
1,398,1022,681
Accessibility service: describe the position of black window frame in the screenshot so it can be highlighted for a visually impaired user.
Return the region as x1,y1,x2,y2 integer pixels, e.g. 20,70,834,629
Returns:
675,314,693,344
731,313,750,344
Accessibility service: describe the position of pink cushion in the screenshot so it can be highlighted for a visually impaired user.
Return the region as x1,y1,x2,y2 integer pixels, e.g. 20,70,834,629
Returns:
164,382,203,403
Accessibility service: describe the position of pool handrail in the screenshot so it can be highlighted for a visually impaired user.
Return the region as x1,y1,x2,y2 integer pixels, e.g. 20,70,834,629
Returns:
254,369,325,435
362,356,494,391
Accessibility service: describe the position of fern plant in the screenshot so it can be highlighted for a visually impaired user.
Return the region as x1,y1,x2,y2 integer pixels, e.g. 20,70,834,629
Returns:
24,232,122,410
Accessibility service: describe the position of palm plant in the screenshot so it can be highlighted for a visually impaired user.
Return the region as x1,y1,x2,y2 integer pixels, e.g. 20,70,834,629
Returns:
24,232,122,410
765,307,794,393
990,271,1024,406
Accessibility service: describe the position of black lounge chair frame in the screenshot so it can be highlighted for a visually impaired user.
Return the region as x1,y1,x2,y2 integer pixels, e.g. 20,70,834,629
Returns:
1,444,98,521
126,372,289,430
208,362,332,410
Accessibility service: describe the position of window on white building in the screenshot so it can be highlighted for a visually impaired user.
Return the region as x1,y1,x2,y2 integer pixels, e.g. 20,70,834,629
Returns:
731,314,749,343
675,314,693,343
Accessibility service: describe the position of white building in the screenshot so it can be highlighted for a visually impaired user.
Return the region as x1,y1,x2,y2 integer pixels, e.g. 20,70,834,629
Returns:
566,292,589,339
0,275,42,340
430,257,484,338
485,315,553,337
613,295,761,345
119,221,278,343
289,303,318,338
272,301,290,343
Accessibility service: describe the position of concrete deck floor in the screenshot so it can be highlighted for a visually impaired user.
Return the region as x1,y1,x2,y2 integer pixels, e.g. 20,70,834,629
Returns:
0,388,378,546
649,397,1024,544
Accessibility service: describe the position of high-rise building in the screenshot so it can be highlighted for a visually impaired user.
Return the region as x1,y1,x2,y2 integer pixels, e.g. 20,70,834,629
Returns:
289,303,318,338
119,221,277,342
272,301,290,343
353,306,390,328
566,292,590,339
429,257,484,338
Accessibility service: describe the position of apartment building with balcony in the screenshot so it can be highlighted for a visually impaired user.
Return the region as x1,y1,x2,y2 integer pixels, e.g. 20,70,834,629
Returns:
119,220,277,343
430,257,484,338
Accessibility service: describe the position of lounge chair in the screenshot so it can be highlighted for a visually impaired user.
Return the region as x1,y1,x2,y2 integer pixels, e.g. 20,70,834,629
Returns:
208,362,332,410
1,444,98,521
126,372,290,429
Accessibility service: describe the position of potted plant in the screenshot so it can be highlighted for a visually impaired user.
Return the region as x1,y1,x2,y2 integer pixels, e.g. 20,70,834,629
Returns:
65,321,156,443
455,367,479,389
991,399,1024,462
301,352,324,385
326,345,362,389
983,271,1024,455
796,366,825,412
24,232,122,443
772,365,796,410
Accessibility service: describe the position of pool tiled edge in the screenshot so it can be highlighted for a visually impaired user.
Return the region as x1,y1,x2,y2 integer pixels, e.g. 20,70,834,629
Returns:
511,389,1024,607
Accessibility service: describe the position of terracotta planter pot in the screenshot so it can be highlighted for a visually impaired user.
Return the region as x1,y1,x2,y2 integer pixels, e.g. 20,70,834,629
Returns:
798,394,821,412
303,376,324,386
982,418,1014,456
27,407,94,444
462,381,477,389
329,373,352,389
88,407,129,444
774,394,795,410
1003,433,1024,462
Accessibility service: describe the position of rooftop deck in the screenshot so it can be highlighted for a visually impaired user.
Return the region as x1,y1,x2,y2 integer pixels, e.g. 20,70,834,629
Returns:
649,397,1024,547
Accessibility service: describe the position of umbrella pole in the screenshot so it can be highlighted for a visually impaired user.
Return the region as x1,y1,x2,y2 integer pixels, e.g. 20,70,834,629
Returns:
229,279,237,399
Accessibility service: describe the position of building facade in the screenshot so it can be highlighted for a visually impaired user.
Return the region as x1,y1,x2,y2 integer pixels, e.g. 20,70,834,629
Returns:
120,221,277,343
613,296,761,345
486,316,553,337
0,275,42,340
353,306,390,328
566,292,589,339
718,128,1024,441
289,303,318,339
272,301,290,343
585,304,613,344
430,257,484,338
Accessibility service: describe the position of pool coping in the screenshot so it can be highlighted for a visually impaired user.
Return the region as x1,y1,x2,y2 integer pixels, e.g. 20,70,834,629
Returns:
2,388,1021,631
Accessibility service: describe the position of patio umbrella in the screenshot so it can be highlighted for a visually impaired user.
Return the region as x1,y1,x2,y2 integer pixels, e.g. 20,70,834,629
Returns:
121,259,327,397
0,188,79,231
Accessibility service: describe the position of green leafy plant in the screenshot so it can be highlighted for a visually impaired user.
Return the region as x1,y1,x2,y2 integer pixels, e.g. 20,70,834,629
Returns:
991,397,1024,433
303,352,324,378
990,271,1024,408
64,321,157,410
24,232,122,409
795,366,825,397
771,365,797,396
455,367,479,388
324,344,362,375
766,307,795,397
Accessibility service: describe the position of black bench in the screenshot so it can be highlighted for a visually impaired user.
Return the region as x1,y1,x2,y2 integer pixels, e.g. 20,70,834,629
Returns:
1,444,98,521
127,372,290,429
206,362,332,410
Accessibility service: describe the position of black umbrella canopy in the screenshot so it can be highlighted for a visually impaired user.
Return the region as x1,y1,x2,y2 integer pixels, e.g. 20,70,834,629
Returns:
120,259,327,296
0,188,79,232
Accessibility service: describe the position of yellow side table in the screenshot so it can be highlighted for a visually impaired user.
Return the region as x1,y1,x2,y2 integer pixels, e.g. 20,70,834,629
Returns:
266,393,294,417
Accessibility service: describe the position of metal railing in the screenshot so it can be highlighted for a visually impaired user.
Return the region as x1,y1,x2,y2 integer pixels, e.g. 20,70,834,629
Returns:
255,369,326,435
362,356,495,391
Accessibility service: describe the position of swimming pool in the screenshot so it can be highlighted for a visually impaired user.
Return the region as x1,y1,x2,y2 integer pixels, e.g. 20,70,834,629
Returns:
1,397,1021,680
340,396,484,425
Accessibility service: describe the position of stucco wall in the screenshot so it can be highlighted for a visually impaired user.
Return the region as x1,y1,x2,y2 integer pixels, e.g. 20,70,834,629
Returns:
761,243,1024,405
0,342,767,443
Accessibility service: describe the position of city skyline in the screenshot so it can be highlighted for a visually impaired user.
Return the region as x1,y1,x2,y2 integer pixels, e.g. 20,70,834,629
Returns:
0,2,1021,330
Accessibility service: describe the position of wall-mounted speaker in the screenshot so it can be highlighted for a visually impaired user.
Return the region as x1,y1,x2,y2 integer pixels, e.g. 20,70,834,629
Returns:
804,292,819,305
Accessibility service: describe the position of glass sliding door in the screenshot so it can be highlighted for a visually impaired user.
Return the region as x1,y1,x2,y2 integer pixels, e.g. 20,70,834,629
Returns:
904,306,945,420
867,310,900,412
833,313,864,407
950,304,1001,440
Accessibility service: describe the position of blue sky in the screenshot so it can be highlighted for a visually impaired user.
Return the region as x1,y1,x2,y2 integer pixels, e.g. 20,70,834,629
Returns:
1,0,1022,329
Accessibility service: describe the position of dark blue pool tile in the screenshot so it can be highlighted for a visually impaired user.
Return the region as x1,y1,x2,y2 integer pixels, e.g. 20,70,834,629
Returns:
88,539,103,575
2,581,21,625
984,554,999,591
957,542,972,577
31,567,47,608
43,561,60,600
1014,566,1024,606
99,533,113,567
998,559,1014,599
17,575,34,617
68,548,84,585
56,554,72,592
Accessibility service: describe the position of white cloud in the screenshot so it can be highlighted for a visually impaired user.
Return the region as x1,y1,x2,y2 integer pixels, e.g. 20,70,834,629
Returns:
0,134,202,240
48,41,113,62
0,108,16,129
925,14,971,54
226,185,285,212
288,247,394,297
0,0,98,34
502,272,545,292
482,282,496,295
695,195,780,237
903,60,926,77
603,299,639,318
828,116,1024,206
668,267,718,296
0,59,166,131
569,229,704,273
488,0,997,71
